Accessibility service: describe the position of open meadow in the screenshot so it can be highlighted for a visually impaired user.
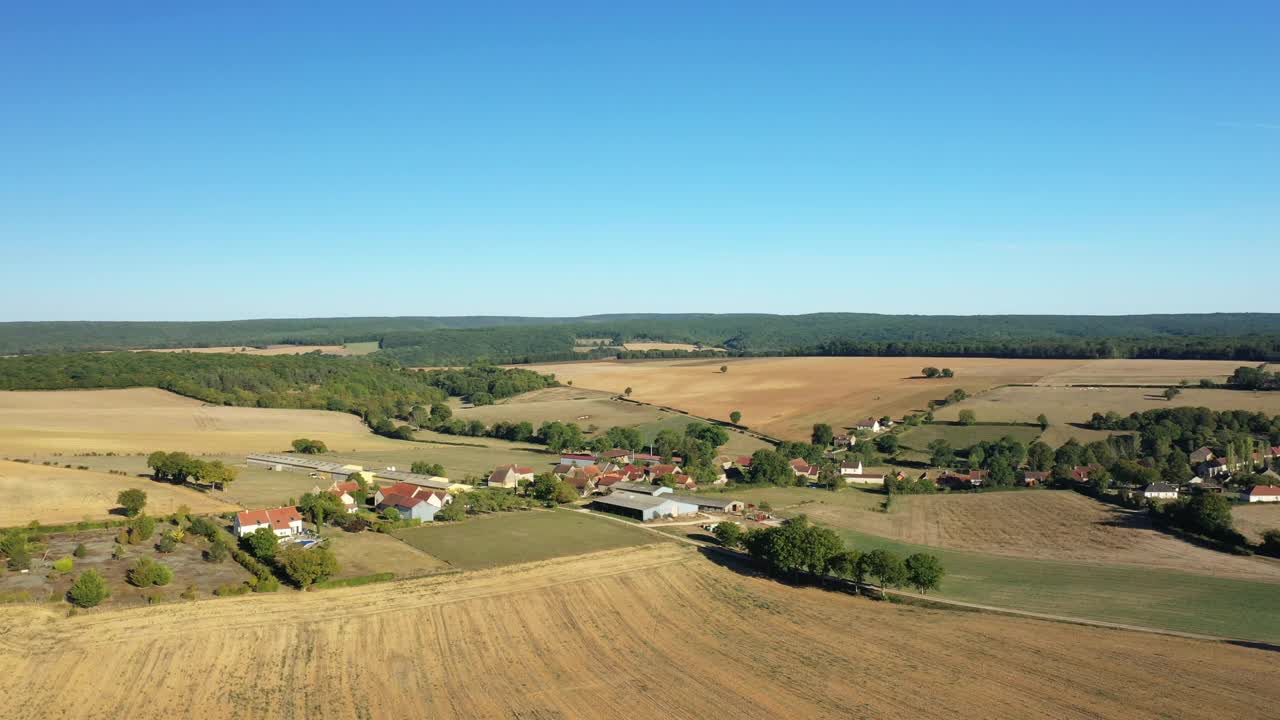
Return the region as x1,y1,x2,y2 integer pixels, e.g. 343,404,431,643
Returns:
1234,503,1280,544
1,543,1276,719
731,486,1280,640
0,459,237,527
125,342,379,356
393,509,660,570
0,388,404,456
525,357,1249,441
450,386,769,456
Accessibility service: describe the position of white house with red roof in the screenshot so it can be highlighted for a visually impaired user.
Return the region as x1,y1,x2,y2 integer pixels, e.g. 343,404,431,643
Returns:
1245,485,1280,503
789,458,820,481
374,482,451,521
234,507,304,537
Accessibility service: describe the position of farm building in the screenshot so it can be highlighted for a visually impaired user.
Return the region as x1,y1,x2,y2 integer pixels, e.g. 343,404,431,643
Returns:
789,459,819,481
842,472,885,486
854,418,882,433
374,482,451,508
612,481,671,496
589,492,700,521
1141,483,1179,500
839,461,864,476
631,453,681,465
487,464,535,489
246,453,366,480
375,483,451,521
599,449,633,463
234,507,304,537
559,453,597,467
648,463,683,478
681,495,745,513
373,469,463,492
1244,485,1280,503
1022,471,1049,487
1189,447,1215,465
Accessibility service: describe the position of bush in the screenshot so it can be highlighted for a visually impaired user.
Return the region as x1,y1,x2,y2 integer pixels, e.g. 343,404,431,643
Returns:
127,557,174,587
1260,529,1280,558
187,516,220,541
204,538,230,563
243,527,279,562
313,572,394,590
180,585,197,600
111,544,127,560
276,545,339,588
128,514,157,543
712,522,744,548
72,543,88,558
68,570,110,608
52,557,74,573
116,488,147,517
156,536,177,553
214,582,251,597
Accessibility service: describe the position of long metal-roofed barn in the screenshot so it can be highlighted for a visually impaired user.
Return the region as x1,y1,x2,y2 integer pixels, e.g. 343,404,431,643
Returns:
373,469,459,492
590,491,699,521
245,453,364,478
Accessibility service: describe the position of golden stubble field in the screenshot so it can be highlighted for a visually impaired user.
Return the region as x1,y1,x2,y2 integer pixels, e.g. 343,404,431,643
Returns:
935,386,1280,426
0,544,1275,719
526,357,1250,440
0,459,237,526
0,388,406,455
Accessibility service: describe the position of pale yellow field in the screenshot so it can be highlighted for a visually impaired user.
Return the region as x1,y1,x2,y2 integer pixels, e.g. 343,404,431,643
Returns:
0,388,404,455
0,459,237,527
623,341,725,352
1234,503,1280,543
1,544,1275,719
937,386,1280,426
527,357,1254,441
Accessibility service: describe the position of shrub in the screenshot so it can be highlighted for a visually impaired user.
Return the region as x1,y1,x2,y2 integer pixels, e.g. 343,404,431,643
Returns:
156,536,177,553
111,545,127,560
276,545,339,588
116,488,147,517
243,527,279,561
128,514,157,543
187,516,220,540
180,585,197,601
127,557,174,587
204,538,229,563
72,543,88,558
68,570,110,608
214,582,251,597
52,557,74,573
1261,529,1280,558
712,522,744,548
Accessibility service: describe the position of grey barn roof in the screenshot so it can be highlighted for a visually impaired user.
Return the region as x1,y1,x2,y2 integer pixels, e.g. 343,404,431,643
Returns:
613,481,665,495
374,470,452,490
246,453,360,475
593,492,672,511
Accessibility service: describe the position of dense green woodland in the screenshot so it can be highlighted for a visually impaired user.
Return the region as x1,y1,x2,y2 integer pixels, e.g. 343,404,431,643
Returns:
6,313,1280,362
0,352,556,423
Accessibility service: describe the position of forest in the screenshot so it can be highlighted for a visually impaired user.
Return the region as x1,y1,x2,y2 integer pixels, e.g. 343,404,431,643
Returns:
5,313,1280,362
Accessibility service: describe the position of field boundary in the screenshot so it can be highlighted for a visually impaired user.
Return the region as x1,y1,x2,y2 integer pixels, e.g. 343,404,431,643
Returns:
614,396,785,446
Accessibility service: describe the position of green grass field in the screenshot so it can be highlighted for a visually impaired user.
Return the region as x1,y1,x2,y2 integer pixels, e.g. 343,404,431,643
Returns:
392,509,662,570
730,485,1280,642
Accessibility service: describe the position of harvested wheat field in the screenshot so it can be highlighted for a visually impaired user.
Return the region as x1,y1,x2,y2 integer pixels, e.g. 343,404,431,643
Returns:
623,341,725,352
0,459,236,527
936,386,1280,426
0,388,404,455
528,357,1253,440
0,544,1275,719
1234,503,1280,543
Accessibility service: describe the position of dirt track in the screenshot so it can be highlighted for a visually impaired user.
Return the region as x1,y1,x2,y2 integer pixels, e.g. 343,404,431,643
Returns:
2,544,1277,719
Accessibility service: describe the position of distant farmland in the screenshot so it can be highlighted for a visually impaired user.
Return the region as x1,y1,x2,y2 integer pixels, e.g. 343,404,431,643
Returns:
935,385,1280,426
525,357,1250,441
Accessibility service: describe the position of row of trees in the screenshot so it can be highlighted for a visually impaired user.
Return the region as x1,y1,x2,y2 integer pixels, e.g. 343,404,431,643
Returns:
146,451,239,490
921,367,955,378
715,516,945,594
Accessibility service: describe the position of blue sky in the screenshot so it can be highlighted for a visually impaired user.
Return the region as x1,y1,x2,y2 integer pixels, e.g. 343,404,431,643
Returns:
2,2,1277,320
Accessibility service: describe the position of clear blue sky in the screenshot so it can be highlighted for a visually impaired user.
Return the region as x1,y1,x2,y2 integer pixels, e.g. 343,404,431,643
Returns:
2,2,1277,321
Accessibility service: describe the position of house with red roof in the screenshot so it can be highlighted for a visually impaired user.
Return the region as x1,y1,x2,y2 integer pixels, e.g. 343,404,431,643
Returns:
648,464,682,479
789,458,819,481
599,448,633,463
735,456,754,468
374,483,451,521
596,473,626,489
1245,485,1280,503
563,467,599,496
667,474,698,491
620,465,648,481
234,507,303,538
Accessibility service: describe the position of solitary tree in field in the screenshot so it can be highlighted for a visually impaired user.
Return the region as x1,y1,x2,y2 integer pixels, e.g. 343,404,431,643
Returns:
1163,387,1181,401
68,570,110,608
941,368,954,378
116,489,147,518
624,387,632,397
1037,414,1049,430
958,410,977,426
922,367,940,378
729,410,742,425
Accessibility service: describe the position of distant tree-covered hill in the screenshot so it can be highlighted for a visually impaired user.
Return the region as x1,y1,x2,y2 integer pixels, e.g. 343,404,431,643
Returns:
5,313,1280,362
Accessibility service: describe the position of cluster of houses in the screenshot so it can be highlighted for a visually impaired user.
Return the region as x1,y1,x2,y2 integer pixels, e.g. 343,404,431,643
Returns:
245,453,469,492
531,450,708,497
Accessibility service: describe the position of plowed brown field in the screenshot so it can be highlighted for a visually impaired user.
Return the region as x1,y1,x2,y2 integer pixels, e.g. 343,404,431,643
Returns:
1,544,1276,719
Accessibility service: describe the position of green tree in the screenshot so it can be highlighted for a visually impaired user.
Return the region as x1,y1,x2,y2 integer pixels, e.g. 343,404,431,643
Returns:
1163,387,1181,401
922,367,940,378
127,557,174,587
957,410,977,426
529,472,561,501
875,434,899,454
551,481,580,504
244,526,279,562
748,449,793,485
292,438,328,454
116,489,147,517
928,439,955,468
127,514,157,543
859,549,907,589
435,500,466,521
905,553,945,593
429,402,453,424
624,386,632,397
68,569,110,608
825,549,864,582
941,368,954,378
729,410,742,425
720,365,728,373
1027,441,1054,471
1037,414,1049,430
277,545,339,588
1260,529,1280,558
712,522,744,548
410,461,446,477
204,538,229,563
811,423,834,447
